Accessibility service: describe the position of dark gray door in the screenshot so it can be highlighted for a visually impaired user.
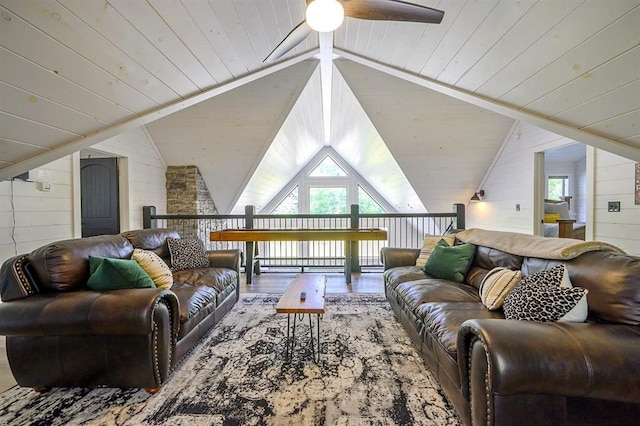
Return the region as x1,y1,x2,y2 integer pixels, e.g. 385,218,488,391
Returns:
81,158,120,237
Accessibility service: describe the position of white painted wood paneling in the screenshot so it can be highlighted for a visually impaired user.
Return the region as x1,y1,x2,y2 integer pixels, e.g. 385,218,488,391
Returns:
575,158,587,222
0,82,106,135
454,0,585,93
467,121,578,234
232,65,325,213
481,0,638,100
146,60,318,214
57,0,199,98
403,0,467,75
422,0,498,79
0,112,78,147
0,0,638,231
0,3,152,112
331,64,426,213
107,0,214,90
437,0,537,86
466,121,640,254
0,48,133,124
336,58,514,214
528,47,640,119
2,0,177,105
592,150,640,254
0,126,166,266
0,156,74,265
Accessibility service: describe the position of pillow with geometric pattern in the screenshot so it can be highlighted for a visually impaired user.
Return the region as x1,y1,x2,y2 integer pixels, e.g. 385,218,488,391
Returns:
166,237,210,272
503,264,588,322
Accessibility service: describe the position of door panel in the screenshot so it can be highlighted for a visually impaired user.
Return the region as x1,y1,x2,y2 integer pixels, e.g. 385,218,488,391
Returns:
81,158,119,237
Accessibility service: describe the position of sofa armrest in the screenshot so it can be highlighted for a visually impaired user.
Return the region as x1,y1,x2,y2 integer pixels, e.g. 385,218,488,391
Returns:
380,247,420,270
0,288,180,338
207,249,241,272
458,319,640,416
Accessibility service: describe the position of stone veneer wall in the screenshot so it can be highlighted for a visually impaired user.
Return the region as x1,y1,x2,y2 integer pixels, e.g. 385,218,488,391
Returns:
166,166,218,239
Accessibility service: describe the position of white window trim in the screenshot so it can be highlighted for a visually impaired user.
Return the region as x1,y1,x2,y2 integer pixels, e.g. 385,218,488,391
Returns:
261,147,395,214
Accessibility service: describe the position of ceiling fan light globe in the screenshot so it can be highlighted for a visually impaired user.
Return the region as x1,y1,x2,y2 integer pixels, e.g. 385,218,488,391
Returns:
306,0,344,32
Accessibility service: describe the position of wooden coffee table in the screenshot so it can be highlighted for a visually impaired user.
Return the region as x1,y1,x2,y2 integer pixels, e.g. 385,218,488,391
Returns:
275,274,326,363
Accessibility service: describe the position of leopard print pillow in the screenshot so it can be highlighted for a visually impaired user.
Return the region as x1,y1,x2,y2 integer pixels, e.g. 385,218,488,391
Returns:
503,264,588,322
166,237,210,272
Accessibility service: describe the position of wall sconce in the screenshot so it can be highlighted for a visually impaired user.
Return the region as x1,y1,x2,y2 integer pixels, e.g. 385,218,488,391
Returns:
470,190,485,202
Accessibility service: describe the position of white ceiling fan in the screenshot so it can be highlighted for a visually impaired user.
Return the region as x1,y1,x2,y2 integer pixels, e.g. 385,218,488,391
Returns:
264,0,445,62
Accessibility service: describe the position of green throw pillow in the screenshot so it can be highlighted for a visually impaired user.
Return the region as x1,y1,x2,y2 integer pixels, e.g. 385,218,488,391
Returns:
88,255,107,275
422,239,476,283
87,256,156,290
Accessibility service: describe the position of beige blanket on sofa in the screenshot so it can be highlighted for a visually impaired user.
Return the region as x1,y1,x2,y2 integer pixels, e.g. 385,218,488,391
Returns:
455,228,626,260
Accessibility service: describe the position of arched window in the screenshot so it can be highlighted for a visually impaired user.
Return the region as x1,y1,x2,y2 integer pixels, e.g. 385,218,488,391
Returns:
268,149,391,215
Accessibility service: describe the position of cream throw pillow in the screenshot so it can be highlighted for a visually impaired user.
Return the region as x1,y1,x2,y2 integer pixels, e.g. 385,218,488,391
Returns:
415,235,456,268
132,249,173,289
479,267,522,310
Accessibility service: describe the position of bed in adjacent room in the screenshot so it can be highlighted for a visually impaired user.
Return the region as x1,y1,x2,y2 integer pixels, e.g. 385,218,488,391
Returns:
543,197,585,240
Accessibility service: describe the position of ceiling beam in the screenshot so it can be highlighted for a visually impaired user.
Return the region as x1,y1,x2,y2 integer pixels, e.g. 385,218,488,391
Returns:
318,32,334,146
0,50,319,182
335,49,640,162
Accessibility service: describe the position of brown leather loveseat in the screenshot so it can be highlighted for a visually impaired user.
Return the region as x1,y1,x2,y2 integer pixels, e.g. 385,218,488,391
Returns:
382,228,640,426
0,228,240,393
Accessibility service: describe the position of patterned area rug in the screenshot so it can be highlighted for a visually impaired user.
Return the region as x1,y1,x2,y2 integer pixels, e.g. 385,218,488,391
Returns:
0,294,461,425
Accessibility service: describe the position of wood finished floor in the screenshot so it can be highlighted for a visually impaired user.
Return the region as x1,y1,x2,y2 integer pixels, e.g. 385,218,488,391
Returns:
0,271,385,393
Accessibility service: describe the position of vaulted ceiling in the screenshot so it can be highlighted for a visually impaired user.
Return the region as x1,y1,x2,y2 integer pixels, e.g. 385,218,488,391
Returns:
1,0,639,214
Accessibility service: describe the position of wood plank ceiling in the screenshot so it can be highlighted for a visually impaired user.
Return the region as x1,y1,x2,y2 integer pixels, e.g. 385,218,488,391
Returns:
1,0,638,213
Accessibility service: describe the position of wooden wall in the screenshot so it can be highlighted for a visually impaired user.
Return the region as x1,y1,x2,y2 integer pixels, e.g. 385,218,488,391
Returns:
592,150,640,254
467,121,640,255
0,128,166,266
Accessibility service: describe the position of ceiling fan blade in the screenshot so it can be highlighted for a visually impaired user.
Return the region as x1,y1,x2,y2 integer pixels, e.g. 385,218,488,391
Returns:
341,0,444,24
264,21,313,62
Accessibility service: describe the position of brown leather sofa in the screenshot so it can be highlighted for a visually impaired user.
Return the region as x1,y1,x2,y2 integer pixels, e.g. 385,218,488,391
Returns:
0,228,241,393
382,229,640,426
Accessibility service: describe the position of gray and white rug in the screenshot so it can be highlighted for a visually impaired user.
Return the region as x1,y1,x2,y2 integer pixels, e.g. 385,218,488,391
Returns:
0,294,460,425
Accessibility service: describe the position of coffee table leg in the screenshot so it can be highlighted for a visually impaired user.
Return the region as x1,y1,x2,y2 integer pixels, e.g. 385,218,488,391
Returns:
285,313,298,363
308,313,322,364
285,313,321,364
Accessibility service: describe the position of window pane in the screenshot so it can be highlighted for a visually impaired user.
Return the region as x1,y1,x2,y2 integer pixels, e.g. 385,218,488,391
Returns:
309,156,347,177
547,176,569,200
358,186,385,214
309,187,347,214
271,187,298,214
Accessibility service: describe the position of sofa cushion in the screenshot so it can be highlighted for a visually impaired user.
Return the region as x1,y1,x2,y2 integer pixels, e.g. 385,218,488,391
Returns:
87,257,156,290
170,283,218,340
423,240,476,283
472,245,524,272
564,251,640,325
383,266,428,293
417,302,504,355
132,249,173,289
173,268,238,294
464,266,490,290
167,238,210,272
415,235,456,268
396,279,480,313
28,235,133,292
479,267,522,310
121,228,179,261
